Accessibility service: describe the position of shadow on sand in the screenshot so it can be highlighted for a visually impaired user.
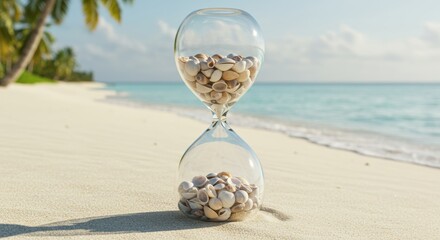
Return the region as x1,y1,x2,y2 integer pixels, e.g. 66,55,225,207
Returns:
0,211,223,238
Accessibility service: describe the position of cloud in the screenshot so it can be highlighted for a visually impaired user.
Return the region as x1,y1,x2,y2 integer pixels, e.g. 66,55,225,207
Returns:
157,20,176,39
97,17,147,52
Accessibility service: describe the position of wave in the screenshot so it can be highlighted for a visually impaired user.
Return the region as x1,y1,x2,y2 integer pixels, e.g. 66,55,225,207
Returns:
103,96,440,169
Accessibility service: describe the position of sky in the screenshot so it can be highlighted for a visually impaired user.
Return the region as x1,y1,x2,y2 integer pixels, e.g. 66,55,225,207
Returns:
50,0,440,83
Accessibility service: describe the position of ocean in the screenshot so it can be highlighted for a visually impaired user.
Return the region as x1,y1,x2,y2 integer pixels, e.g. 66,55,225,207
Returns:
103,83,440,168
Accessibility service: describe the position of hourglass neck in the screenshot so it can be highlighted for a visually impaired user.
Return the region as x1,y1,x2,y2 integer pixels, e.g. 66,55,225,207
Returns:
211,111,231,129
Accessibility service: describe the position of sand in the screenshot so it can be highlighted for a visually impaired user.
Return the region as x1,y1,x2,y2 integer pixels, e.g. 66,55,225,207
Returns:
0,83,439,240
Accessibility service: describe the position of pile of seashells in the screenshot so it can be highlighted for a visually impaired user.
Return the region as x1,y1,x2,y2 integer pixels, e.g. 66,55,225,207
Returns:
177,53,260,107
178,171,261,221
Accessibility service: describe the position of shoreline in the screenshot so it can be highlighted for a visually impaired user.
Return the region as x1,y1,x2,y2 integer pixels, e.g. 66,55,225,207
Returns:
102,85,440,169
1,83,439,239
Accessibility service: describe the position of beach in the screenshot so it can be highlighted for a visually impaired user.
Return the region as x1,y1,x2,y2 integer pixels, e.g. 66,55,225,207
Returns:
1,83,439,239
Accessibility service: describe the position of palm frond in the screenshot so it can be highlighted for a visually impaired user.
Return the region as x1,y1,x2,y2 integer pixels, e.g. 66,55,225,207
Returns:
82,0,99,30
51,0,70,24
100,0,121,23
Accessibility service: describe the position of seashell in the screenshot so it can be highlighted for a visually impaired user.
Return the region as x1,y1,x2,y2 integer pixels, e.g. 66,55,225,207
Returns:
188,199,203,210
178,200,191,213
249,65,257,77
200,61,209,71
210,70,223,82
191,209,204,217
218,190,235,208
225,184,236,192
244,198,253,211
212,80,227,92
185,60,200,77
230,177,242,188
232,55,243,62
227,53,237,58
246,56,259,65
178,56,190,63
241,79,252,89
181,187,198,199
226,81,240,93
209,177,222,185
195,83,212,94
216,92,231,104
195,73,209,85
208,197,223,210
205,184,217,198
210,91,223,101
249,185,259,198
244,58,253,69
206,57,215,68
240,184,253,194
216,208,232,221
237,176,250,186
197,188,209,205
183,71,196,82
237,70,250,82
189,56,200,63
194,53,208,61
217,171,232,179
202,69,214,78
206,172,218,179
231,203,245,213
222,71,239,81
232,61,246,73
211,54,223,61
192,175,208,188
234,87,246,95
214,183,226,191
215,58,235,71
234,190,249,204
178,181,194,194
204,206,219,219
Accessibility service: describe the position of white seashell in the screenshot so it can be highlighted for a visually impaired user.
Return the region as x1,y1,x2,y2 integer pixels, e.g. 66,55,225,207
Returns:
192,175,208,188
232,61,246,73
231,203,245,213
206,57,215,68
200,61,209,71
249,65,257,77
188,199,203,210
215,58,235,71
183,71,195,82
178,181,194,194
240,184,253,193
234,190,249,204
208,197,223,210
178,201,191,213
182,187,198,199
217,171,232,179
185,60,200,77
178,56,189,63
216,92,231,104
230,177,242,188
218,190,235,208
216,208,232,221
210,91,222,101
232,55,243,62
227,53,237,58
212,81,227,92
241,79,252,89
222,71,239,81
237,70,250,82
195,83,212,94
209,177,223,185
225,83,240,93
197,188,209,204
195,73,209,85
236,177,250,185
246,56,259,65
210,69,222,82
205,184,217,198
225,184,236,192
214,183,226,191
211,54,223,61
194,53,208,61
203,206,219,219
206,172,218,179
244,58,253,69
244,198,253,211
202,69,214,78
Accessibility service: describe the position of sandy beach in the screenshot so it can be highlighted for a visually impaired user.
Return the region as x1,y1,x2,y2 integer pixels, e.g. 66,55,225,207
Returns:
0,83,439,240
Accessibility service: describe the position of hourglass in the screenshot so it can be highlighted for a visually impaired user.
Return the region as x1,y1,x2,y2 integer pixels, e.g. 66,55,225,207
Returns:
175,8,265,222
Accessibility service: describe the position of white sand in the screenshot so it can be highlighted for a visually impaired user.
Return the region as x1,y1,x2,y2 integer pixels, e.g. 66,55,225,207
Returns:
0,83,439,239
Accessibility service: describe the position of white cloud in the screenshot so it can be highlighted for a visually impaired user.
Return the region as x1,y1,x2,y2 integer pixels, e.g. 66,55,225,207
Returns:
97,17,147,52
157,20,176,39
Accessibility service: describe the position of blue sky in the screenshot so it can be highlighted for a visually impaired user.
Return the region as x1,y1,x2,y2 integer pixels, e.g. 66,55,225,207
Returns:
50,0,440,82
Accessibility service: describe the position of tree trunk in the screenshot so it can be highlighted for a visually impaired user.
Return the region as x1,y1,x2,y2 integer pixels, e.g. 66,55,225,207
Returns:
0,0,56,87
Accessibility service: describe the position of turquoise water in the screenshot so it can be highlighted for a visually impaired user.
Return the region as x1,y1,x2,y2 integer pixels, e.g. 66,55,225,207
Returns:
104,83,440,168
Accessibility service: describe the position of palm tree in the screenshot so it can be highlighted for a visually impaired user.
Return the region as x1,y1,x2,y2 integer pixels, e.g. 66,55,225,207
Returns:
0,0,134,87
0,0,21,74
53,47,76,80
